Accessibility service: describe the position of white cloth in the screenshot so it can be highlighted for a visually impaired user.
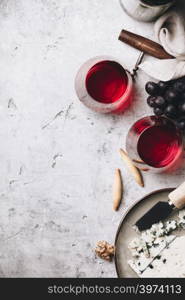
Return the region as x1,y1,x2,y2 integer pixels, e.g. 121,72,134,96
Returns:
140,7,185,81
155,10,185,60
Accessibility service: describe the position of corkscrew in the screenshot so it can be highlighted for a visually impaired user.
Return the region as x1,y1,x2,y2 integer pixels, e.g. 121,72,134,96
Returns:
118,29,174,79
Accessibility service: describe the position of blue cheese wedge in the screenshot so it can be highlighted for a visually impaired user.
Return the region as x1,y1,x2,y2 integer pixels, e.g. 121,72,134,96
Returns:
128,221,175,260
128,216,185,276
128,235,176,274
140,236,185,278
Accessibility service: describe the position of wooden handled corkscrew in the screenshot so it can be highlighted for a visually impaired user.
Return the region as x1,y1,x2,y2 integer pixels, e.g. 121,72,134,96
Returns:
119,29,174,60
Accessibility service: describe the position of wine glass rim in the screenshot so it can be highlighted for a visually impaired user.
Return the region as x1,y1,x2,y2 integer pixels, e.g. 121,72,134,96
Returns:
128,115,183,139
75,55,133,113
126,115,183,171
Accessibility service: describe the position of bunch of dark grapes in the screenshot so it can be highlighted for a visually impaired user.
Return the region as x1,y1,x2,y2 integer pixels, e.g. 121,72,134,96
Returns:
146,76,185,131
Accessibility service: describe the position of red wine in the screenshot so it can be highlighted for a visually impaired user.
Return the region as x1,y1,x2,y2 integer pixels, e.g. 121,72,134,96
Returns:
85,61,128,104
137,125,180,168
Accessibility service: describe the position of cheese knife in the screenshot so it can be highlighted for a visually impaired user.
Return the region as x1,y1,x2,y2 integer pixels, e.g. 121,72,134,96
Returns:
135,182,185,231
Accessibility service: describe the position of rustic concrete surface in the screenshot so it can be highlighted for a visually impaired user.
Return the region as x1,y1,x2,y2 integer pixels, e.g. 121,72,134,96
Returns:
0,0,185,277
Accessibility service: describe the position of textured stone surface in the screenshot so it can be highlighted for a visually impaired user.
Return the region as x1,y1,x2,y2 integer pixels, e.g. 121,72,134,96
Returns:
0,0,185,278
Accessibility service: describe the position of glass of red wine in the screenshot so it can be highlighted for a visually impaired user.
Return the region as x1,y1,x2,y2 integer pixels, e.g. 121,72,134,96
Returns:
126,116,183,172
75,56,133,114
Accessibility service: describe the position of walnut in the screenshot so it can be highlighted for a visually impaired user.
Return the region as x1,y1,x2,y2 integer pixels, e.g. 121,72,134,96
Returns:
95,241,115,261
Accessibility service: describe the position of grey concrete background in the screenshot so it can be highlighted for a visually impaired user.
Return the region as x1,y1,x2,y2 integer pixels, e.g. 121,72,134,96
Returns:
0,0,185,277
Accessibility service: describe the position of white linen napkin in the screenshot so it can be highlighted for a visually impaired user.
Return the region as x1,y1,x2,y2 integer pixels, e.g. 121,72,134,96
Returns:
140,7,185,81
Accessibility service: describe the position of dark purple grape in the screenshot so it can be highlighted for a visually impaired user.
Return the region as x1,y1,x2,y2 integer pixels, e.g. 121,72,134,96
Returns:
167,79,176,85
179,102,185,114
180,91,185,101
164,105,177,118
178,75,185,80
155,96,166,108
173,80,185,93
176,119,185,130
165,89,178,103
158,81,169,94
154,107,164,116
181,76,185,83
145,82,159,96
147,96,156,108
